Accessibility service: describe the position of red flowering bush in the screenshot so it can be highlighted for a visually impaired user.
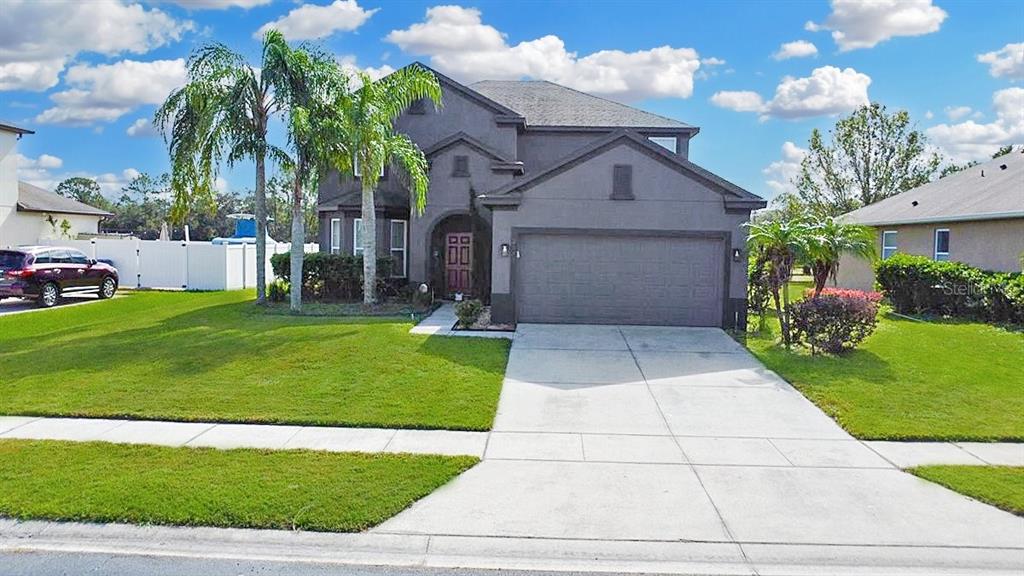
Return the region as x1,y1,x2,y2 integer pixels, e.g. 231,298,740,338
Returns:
803,287,883,303
791,293,879,355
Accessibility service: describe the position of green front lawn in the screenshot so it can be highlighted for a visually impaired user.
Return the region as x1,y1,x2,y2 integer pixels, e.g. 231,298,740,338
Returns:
0,291,509,431
911,466,1024,516
746,293,1024,441
0,440,476,531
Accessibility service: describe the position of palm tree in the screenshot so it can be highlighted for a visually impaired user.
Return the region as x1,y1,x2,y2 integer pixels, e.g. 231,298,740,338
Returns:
156,31,290,305
339,65,442,304
803,217,876,297
747,218,813,347
264,36,351,312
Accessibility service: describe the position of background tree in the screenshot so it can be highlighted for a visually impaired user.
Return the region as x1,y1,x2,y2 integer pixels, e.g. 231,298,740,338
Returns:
802,218,876,297
156,31,289,304
747,218,812,348
796,103,941,216
55,177,110,210
338,65,442,304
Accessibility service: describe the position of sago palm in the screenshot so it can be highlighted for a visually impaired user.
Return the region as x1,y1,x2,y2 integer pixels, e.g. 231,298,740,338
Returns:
156,30,290,304
339,65,442,304
804,217,876,297
747,218,813,347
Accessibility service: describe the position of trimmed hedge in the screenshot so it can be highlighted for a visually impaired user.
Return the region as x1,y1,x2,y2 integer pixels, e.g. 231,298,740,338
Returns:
875,254,1024,324
791,292,879,355
270,252,395,301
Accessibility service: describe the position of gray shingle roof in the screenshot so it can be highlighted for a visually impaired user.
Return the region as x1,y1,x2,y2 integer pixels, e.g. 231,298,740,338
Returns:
842,148,1024,226
17,181,112,217
470,80,694,129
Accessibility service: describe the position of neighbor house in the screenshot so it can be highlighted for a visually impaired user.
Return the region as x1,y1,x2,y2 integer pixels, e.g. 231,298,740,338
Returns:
317,65,766,327
836,147,1024,290
0,123,111,248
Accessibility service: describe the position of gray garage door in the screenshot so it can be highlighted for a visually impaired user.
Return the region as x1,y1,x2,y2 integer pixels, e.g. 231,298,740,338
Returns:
516,233,725,326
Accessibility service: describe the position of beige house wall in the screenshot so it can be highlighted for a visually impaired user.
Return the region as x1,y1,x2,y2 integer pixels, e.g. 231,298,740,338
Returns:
836,218,1024,290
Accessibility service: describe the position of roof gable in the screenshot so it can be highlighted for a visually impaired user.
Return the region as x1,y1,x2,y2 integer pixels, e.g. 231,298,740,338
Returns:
480,130,764,210
422,131,511,162
406,63,525,125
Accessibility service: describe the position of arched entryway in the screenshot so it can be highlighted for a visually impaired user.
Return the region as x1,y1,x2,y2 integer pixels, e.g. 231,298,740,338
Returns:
427,212,491,302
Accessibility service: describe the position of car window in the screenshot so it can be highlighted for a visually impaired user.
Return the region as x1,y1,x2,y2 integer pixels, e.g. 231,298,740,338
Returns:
49,249,72,264
0,251,26,269
33,252,52,264
68,250,89,264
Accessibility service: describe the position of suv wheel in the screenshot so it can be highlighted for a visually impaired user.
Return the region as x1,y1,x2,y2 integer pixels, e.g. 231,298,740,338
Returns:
39,282,60,308
99,277,117,299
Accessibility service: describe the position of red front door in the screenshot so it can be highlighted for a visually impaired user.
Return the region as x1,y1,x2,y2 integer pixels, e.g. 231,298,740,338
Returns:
445,232,473,295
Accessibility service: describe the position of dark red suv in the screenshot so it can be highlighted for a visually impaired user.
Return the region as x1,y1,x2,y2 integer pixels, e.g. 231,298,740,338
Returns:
0,246,119,308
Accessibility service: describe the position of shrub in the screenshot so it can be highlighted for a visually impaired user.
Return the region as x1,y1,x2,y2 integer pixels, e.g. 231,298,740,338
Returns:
454,299,484,328
267,279,288,302
270,252,394,301
876,254,1023,323
791,293,879,355
803,287,883,303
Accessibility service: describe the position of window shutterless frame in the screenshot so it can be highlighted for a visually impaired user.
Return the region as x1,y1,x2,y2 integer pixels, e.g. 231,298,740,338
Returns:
330,218,341,254
881,230,898,260
353,218,364,256
390,219,407,278
934,228,950,261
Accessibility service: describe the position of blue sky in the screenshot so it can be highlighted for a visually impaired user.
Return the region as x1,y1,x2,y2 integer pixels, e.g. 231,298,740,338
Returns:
2,0,1021,201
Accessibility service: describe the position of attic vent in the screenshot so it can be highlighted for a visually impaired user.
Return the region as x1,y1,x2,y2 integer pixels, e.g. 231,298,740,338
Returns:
611,164,634,200
408,99,426,115
452,155,470,177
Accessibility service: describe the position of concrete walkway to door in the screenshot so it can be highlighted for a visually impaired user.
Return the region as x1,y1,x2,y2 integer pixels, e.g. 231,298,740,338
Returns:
378,323,1024,572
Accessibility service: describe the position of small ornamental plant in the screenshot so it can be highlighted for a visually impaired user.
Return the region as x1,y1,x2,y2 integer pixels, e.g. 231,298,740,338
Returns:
454,299,484,328
791,293,879,355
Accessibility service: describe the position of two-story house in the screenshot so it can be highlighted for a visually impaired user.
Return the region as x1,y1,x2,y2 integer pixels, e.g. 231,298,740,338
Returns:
317,65,766,328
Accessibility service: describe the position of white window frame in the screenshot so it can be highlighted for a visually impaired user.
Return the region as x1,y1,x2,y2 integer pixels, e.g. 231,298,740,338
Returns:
353,218,364,256
329,218,341,254
648,136,677,153
353,156,384,178
934,228,950,261
881,230,898,260
390,219,407,278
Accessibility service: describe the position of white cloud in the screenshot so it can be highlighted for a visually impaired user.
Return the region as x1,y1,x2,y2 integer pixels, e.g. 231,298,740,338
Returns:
36,59,187,126
926,87,1024,162
763,141,808,197
385,5,702,101
806,0,947,52
711,66,871,120
773,40,818,60
126,117,159,138
255,0,377,40
710,91,764,112
977,43,1024,80
215,176,229,194
336,55,396,83
925,110,934,120
0,0,191,91
15,153,138,197
159,0,272,9
701,57,727,66
944,106,972,121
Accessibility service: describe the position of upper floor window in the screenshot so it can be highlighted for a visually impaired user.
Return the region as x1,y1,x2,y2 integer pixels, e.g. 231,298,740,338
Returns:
934,229,950,261
881,230,898,260
648,136,677,153
452,155,470,177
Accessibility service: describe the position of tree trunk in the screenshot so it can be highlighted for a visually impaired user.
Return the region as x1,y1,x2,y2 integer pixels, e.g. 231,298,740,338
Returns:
254,152,267,304
289,160,304,313
361,182,377,305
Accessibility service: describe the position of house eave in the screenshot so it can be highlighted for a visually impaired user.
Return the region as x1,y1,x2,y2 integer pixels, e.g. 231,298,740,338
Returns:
847,211,1024,227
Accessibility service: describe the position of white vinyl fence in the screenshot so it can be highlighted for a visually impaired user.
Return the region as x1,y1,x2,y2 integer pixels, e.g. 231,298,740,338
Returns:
40,238,318,290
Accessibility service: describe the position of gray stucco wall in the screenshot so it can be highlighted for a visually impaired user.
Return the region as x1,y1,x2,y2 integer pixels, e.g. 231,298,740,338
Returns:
517,129,692,174
489,142,750,326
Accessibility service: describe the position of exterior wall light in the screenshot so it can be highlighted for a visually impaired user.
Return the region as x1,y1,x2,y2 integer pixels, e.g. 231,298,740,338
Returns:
732,248,743,262
500,243,510,257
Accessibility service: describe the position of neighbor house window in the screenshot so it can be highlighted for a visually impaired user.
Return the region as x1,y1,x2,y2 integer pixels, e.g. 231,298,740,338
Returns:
330,218,341,254
648,136,677,153
353,218,364,256
882,230,898,259
353,156,384,178
452,155,470,177
934,228,950,261
390,219,407,277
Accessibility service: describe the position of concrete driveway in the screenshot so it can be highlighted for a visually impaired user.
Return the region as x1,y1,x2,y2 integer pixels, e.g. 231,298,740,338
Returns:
378,324,1023,564
0,294,103,316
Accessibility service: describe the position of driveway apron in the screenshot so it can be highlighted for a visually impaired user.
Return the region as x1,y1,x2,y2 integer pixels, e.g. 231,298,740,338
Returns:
376,323,1024,550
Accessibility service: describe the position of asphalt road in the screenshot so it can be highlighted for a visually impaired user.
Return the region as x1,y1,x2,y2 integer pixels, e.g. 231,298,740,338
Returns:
0,551,648,576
